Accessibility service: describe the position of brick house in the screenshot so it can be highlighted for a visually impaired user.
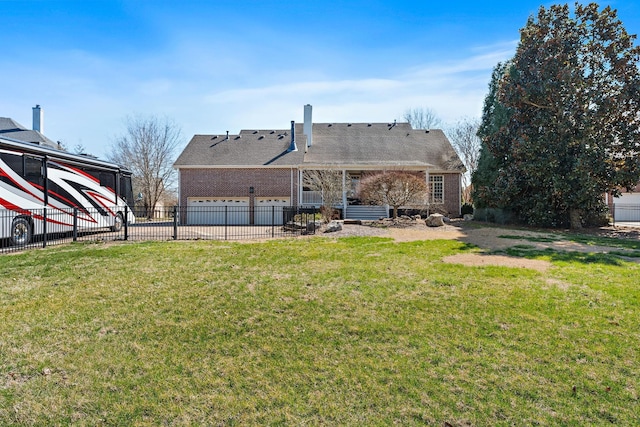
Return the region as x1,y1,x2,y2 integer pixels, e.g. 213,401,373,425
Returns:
173,105,465,224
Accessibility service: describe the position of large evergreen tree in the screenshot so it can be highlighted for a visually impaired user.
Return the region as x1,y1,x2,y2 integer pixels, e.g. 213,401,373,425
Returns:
473,3,640,228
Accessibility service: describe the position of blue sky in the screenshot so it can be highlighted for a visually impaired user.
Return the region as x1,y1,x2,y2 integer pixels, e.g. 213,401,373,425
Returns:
1,0,639,158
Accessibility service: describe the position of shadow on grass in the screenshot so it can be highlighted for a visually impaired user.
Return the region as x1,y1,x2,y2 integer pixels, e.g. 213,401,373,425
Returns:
499,233,640,250
493,246,629,266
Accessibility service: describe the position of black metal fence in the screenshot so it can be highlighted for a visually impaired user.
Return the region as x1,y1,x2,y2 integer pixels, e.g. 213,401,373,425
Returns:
1,206,321,254
611,204,640,224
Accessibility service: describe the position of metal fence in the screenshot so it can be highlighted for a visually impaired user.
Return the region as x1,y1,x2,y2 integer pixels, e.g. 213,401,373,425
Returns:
611,204,640,225
1,206,321,254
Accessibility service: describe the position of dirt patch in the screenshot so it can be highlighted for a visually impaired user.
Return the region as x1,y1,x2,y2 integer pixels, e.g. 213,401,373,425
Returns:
442,253,551,272
323,219,640,270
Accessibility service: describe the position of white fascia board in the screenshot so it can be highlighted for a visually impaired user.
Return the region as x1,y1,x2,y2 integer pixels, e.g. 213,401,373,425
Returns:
299,164,435,170
173,164,301,169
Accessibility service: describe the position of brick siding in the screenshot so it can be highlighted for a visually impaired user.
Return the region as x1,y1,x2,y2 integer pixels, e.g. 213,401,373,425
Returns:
180,168,461,216
443,173,461,216
179,168,300,207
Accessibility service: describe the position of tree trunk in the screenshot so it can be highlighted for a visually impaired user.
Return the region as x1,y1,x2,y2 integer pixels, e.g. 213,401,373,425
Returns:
569,208,582,229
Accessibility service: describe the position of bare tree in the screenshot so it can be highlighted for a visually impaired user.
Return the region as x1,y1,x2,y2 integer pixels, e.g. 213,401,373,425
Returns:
359,171,427,219
403,107,441,130
446,117,482,203
302,169,345,222
108,115,182,218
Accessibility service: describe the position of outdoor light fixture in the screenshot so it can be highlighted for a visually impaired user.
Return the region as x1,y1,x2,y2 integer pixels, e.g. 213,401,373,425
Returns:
249,186,254,194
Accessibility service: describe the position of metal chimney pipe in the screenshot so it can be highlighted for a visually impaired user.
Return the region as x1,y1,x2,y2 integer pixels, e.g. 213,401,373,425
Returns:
32,105,43,134
288,121,297,152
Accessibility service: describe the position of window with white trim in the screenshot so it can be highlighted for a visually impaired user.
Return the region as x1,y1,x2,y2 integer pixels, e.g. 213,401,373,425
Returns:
429,175,444,204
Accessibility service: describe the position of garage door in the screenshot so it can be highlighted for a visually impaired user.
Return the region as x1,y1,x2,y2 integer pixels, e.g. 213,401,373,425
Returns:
186,198,250,225
255,197,290,225
613,193,640,222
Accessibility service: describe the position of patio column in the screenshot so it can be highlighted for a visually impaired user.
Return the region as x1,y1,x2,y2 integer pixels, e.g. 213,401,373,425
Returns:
298,168,303,206
342,169,347,217
425,169,430,213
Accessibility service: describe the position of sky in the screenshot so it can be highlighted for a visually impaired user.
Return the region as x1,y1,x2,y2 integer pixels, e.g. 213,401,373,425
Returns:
1,0,639,158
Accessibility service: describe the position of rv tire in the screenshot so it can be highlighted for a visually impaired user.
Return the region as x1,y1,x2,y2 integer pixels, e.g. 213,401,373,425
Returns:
111,212,124,232
11,217,32,246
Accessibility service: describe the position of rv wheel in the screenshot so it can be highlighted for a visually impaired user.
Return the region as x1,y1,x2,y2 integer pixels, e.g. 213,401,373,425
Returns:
11,217,32,246
111,212,124,232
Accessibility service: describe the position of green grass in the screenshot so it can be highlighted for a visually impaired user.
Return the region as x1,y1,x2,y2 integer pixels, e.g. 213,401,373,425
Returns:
1,236,639,425
500,232,640,251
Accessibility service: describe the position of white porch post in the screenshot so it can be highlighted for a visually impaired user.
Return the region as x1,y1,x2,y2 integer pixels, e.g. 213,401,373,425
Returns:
425,169,430,214
342,169,347,218
298,168,303,206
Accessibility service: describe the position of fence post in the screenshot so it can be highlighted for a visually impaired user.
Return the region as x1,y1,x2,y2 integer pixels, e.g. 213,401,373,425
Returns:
225,205,228,240
173,205,178,240
271,205,275,237
73,207,78,242
42,208,47,248
124,205,129,241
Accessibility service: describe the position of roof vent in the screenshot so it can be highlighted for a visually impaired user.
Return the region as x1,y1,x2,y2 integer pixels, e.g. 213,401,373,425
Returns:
270,130,275,134
259,135,264,140
425,129,430,133
253,130,258,134
225,131,229,140
347,123,352,127
235,135,241,140
212,135,218,139
328,123,332,127
368,123,372,127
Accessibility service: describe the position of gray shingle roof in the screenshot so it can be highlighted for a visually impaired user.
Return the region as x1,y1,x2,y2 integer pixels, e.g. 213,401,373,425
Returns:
174,122,465,172
304,123,464,170
0,117,60,149
174,130,306,167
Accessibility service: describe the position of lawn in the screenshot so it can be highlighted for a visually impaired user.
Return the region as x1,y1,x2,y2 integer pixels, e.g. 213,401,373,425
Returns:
0,234,639,425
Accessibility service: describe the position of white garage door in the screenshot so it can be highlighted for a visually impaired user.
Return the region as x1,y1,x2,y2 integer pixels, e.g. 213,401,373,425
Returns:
255,197,290,225
186,198,250,225
613,193,640,222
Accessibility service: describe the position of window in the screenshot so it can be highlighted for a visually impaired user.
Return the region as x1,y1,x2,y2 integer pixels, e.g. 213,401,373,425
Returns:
429,175,444,204
120,175,134,206
25,157,44,187
1,152,23,175
99,172,116,192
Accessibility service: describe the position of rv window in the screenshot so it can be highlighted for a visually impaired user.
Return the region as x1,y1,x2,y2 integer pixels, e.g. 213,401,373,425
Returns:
120,175,134,206
99,172,116,191
0,152,23,175
25,157,44,186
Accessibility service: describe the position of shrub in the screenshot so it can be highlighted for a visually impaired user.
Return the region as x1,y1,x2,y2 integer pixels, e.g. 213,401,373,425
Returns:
461,203,474,215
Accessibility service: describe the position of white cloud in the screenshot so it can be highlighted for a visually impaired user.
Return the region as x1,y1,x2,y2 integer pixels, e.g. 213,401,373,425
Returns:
194,46,514,134
1,40,515,157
